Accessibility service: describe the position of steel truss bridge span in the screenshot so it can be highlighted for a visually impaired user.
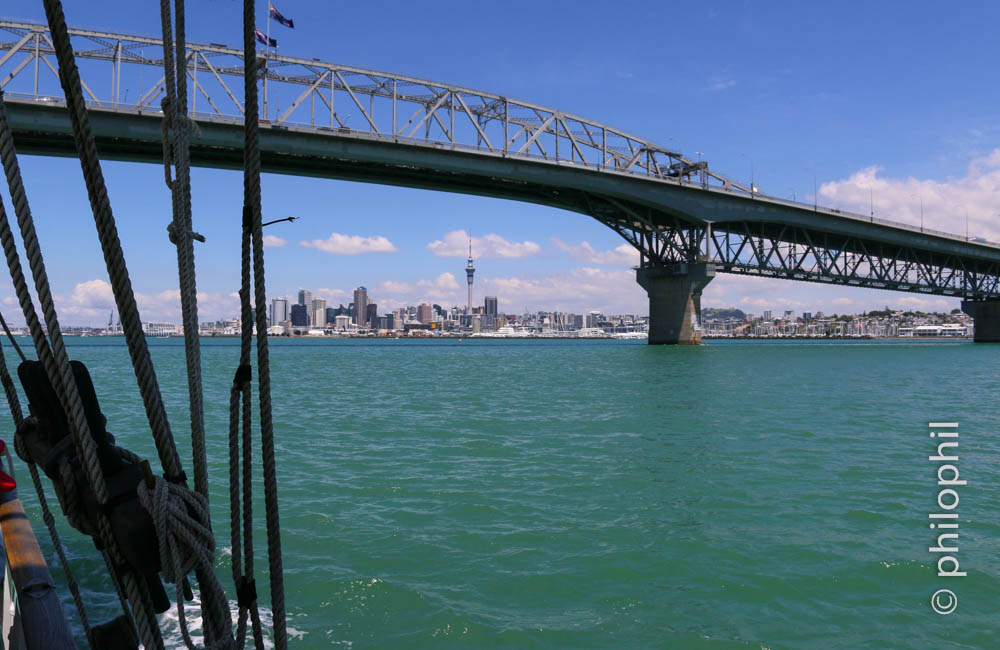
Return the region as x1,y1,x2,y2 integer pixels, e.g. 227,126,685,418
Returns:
2,20,1000,302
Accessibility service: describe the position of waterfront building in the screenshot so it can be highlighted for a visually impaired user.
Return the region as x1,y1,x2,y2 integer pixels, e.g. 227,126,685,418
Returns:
484,296,497,316
270,297,289,326
366,303,378,328
298,289,312,324
290,303,308,327
312,298,326,329
353,287,368,327
417,303,433,324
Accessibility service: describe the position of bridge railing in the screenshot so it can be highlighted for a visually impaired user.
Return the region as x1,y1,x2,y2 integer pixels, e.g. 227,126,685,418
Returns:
0,20,754,195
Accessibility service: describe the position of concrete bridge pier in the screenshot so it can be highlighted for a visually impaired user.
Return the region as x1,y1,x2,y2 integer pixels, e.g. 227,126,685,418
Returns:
637,262,715,345
961,300,1000,342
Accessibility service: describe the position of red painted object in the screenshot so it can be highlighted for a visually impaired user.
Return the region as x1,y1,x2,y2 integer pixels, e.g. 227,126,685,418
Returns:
0,470,14,492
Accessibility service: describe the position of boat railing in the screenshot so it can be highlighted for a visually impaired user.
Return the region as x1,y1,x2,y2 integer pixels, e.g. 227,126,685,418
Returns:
0,487,74,649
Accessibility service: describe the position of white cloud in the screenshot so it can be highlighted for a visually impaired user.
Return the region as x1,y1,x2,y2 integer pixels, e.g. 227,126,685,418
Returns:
550,238,639,265
427,229,541,259
262,235,287,248
71,278,115,309
417,272,460,291
315,287,347,301
818,149,1000,240
379,280,413,294
896,296,953,310
701,273,961,315
300,233,398,255
478,267,642,313
707,79,736,91
57,280,240,324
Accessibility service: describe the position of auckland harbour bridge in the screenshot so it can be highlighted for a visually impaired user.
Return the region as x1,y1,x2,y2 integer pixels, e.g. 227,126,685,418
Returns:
2,21,1000,343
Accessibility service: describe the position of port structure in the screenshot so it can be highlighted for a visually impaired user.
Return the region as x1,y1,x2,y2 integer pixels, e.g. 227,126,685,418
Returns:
2,21,1000,343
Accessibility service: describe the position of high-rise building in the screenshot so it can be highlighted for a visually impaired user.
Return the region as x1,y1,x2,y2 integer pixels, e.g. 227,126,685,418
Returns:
290,304,308,327
366,303,378,328
763,310,773,321
465,240,475,314
312,298,327,328
484,296,497,316
269,297,288,325
417,303,433,324
353,287,368,326
298,289,313,325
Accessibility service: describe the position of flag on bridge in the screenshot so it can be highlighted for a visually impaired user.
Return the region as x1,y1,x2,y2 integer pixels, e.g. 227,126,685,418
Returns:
270,3,295,29
255,28,277,47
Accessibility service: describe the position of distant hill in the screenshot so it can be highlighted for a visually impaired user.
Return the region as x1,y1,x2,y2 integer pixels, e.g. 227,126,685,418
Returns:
703,307,746,322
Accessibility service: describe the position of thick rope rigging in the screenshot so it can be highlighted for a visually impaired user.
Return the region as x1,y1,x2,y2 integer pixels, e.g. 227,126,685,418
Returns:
242,0,288,647
35,0,238,646
158,0,209,504
40,0,185,488
0,3,290,648
156,1,236,647
0,90,162,648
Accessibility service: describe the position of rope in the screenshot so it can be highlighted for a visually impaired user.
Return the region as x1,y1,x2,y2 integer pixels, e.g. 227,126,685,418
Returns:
158,0,209,504
243,1,287,646
0,89,162,648
137,476,232,650
157,2,235,646
40,0,185,488
0,310,25,361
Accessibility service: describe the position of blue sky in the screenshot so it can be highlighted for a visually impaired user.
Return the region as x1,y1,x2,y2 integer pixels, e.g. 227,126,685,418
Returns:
1,1,999,324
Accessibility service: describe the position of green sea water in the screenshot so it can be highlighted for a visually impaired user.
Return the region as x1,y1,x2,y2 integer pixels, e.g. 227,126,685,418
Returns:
4,337,999,649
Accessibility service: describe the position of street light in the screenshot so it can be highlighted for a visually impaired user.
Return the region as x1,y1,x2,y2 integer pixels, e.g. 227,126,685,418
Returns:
741,153,755,196
910,194,923,231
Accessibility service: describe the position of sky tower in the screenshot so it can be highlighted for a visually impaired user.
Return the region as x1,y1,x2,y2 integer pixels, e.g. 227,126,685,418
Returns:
465,239,475,315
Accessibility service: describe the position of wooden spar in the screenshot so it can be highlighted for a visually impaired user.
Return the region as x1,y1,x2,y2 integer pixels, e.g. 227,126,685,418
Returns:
0,489,74,649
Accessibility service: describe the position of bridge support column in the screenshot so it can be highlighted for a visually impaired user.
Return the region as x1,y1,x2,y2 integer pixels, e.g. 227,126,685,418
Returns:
961,300,1000,342
637,262,715,345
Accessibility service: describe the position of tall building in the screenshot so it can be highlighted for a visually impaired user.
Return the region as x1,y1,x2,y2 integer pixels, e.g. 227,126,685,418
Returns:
465,240,475,314
269,297,288,325
312,298,327,328
298,289,313,325
290,304,308,327
417,303,433,324
366,303,378,328
484,296,497,316
353,287,368,326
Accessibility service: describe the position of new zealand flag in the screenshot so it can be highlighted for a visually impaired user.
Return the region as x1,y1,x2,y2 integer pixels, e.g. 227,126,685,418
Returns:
254,28,277,47
269,4,295,29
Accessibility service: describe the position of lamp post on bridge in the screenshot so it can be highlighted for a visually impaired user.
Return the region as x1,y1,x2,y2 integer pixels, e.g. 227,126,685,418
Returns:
910,194,924,232
741,153,755,197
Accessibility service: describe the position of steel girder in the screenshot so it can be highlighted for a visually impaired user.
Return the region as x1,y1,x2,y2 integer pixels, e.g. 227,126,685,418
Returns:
0,20,746,194
589,203,1000,299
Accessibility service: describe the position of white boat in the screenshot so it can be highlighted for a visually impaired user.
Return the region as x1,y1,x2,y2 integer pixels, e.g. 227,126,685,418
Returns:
575,327,611,338
612,331,648,339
